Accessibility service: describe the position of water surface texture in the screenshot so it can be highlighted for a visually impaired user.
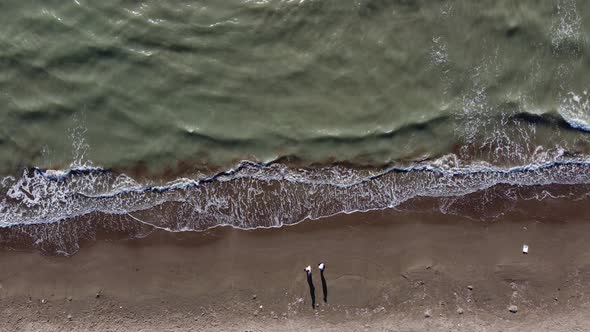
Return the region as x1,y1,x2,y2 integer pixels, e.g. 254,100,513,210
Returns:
2,0,590,252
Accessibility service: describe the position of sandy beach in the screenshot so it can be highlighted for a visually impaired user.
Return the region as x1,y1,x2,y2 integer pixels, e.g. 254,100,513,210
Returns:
2,190,590,332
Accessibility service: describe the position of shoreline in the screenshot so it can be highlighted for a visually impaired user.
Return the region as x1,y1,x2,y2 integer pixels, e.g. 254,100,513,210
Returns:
3,180,590,255
4,157,590,248
2,202,590,331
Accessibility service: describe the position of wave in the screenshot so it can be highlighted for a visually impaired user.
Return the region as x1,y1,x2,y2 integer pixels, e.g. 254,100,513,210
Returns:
179,108,590,150
557,91,590,132
2,152,590,255
511,111,580,131
181,115,450,143
3,150,590,230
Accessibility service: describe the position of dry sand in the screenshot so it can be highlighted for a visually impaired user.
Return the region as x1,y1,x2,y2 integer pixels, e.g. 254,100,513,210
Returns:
1,194,590,331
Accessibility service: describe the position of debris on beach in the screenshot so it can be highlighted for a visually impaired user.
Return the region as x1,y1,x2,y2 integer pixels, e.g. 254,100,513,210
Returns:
41,299,46,304
467,285,473,291
67,314,73,321
508,305,518,313
252,294,257,300
373,306,386,314
424,309,432,318
522,244,529,254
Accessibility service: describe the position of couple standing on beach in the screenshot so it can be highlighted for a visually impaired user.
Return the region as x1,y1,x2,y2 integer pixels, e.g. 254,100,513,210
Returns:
305,263,328,309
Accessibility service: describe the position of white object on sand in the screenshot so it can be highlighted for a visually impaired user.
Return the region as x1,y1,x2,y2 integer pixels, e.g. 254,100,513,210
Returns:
305,265,312,273
318,263,325,271
522,244,529,254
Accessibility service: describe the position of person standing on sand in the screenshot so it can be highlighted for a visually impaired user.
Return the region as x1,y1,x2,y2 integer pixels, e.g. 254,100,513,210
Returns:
305,265,316,309
319,263,328,303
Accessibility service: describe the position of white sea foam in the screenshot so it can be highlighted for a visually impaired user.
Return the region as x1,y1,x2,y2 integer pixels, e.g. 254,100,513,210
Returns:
430,36,448,66
551,0,582,49
2,153,590,231
559,91,590,131
69,116,93,169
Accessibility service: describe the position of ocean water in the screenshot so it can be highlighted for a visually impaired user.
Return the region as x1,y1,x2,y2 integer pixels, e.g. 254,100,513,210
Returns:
3,0,590,253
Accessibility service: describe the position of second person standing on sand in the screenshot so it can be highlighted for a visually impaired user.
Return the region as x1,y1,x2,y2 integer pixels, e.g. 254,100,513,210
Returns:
304,265,316,308
319,263,328,303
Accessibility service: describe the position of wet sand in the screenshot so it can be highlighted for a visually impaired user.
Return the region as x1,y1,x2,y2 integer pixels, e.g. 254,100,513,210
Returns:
2,194,590,331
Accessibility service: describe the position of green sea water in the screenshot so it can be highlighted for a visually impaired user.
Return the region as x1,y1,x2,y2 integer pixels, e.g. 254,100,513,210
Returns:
8,1,590,253
2,0,590,176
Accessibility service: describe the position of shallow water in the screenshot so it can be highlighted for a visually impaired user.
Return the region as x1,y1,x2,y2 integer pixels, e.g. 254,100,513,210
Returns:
3,1,590,252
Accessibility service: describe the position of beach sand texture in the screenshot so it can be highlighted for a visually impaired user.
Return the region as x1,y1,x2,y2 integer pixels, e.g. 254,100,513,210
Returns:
2,193,590,331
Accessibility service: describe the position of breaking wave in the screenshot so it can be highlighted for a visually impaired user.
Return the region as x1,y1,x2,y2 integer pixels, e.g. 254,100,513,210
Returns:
3,152,590,232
